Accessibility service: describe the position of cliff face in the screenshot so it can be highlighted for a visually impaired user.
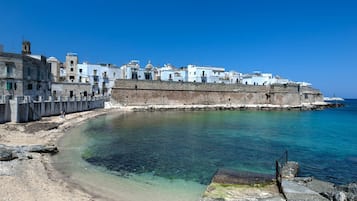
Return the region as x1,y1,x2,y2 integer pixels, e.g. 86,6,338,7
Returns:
111,80,324,106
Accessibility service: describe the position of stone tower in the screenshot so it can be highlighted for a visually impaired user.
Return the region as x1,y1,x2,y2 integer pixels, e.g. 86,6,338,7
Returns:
22,40,31,55
65,53,79,82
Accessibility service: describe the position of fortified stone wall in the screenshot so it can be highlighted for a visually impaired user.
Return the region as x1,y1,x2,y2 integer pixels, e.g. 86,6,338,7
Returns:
111,80,323,106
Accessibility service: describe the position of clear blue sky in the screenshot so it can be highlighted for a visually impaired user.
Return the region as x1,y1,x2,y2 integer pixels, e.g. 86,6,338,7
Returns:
1,0,356,98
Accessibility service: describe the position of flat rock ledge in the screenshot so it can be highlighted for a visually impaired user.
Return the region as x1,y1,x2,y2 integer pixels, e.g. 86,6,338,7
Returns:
200,169,285,201
200,163,356,201
0,144,58,161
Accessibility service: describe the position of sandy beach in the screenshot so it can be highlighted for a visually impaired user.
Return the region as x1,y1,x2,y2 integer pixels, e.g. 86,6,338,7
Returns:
0,109,115,201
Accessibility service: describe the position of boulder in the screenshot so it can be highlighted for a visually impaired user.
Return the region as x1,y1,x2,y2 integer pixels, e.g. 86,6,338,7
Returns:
22,144,58,154
0,147,17,161
333,191,347,201
0,144,58,161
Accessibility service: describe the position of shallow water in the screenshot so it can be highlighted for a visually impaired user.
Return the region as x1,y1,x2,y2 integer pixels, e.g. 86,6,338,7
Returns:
54,114,205,201
54,100,357,200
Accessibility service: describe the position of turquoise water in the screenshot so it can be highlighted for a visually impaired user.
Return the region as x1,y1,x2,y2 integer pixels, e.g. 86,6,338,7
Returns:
82,100,357,186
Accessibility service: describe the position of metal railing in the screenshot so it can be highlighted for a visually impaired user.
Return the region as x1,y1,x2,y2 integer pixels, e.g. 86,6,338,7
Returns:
275,150,288,193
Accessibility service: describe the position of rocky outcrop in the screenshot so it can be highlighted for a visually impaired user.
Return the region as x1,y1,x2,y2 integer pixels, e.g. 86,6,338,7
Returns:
318,182,357,201
0,144,58,161
280,161,356,201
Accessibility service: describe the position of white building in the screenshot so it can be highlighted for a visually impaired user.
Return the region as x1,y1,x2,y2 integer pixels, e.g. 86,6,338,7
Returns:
77,62,121,96
120,60,140,80
241,72,274,85
187,64,226,83
227,71,241,84
159,64,187,82
241,72,295,86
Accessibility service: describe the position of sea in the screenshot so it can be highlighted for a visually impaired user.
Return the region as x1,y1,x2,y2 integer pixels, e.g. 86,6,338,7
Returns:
53,99,357,201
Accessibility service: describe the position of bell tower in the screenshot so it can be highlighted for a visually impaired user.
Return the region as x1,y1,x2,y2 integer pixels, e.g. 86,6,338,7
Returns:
22,40,31,55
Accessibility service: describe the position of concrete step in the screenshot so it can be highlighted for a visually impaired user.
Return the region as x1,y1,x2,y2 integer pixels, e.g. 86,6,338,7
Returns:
282,179,329,201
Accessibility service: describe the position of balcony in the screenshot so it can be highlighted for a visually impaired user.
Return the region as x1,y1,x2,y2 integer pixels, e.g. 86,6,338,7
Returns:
93,75,99,82
103,76,109,83
201,76,207,83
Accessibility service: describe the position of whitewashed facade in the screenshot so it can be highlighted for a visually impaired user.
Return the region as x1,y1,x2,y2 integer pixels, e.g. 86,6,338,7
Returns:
187,64,226,83
120,60,140,80
240,72,294,86
77,62,121,96
159,64,187,82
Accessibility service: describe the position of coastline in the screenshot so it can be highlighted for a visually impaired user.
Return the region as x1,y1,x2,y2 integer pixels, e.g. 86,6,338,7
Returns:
0,108,120,201
107,101,339,112
0,102,347,201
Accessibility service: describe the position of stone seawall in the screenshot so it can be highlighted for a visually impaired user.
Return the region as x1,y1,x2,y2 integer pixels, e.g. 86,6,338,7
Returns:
111,80,324,107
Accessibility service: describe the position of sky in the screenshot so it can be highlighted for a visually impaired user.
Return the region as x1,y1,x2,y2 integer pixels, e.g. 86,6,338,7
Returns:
1,0,357,98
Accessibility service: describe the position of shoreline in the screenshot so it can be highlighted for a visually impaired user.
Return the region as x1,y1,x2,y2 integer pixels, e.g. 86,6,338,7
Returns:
0,108,123,201
107,101,342,112
0,102,348,200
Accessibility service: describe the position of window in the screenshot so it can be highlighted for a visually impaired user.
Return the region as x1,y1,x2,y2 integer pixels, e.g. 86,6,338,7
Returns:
79,69,82,73
131,72,138,80
70,91,74,98
14,83,17,90
70,60,74,65
93,69,97,75
69,76,75,81
79,76,82,82
70,68,74,72
28,83,33,90
6,81,12,90
144,72,151,80
6,62,14,77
